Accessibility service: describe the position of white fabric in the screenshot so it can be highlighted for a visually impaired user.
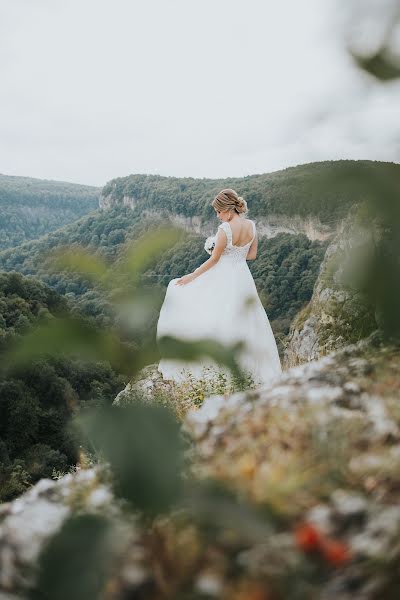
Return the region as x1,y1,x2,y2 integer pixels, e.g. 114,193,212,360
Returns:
156,219,282,387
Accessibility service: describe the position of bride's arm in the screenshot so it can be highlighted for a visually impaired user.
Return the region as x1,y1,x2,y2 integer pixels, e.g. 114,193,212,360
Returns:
176,230,227,285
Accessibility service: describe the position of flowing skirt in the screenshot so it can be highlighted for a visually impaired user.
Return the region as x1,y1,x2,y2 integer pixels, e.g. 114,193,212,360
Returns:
156,255,282,387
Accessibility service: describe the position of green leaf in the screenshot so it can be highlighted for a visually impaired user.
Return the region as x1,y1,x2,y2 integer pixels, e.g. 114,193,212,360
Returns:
44,246,109,285
77,403,186,515
2,316,151,377
183,479,275,544
350,48,400,81
30,514,114,600
116,226,184,284
157,334,245,381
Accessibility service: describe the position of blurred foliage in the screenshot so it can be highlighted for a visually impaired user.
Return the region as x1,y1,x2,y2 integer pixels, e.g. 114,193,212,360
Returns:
305,162,400,340
348,0,400,81
157,335,244,383
77,403,186,515
344,4,400,341
351,48,400,81
0,173,99,251
182,478,276,544
363,172,400,339
30,514,115,600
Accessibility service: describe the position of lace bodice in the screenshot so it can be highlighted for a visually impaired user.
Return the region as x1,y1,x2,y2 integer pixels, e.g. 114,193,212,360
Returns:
217,220,256,262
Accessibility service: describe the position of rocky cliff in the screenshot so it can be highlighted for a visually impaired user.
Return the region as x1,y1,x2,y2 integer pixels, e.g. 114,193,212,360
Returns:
283,208,378,368
99,191,338,242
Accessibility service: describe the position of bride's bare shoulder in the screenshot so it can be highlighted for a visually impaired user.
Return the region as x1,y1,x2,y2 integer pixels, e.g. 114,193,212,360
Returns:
245,218,255,231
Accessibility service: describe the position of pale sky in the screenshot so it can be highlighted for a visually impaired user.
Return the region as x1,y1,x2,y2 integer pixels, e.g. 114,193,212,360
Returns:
1,0,399,187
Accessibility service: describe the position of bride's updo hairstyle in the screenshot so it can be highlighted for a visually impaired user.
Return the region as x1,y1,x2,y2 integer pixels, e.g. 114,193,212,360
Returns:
212,188,248,215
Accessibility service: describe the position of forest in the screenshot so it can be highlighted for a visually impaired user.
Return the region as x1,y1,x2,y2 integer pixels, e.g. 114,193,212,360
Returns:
0,173,100,250
0,271,126,501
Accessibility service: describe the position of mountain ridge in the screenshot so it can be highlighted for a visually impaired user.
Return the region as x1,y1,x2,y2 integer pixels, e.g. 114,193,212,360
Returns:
0,173,100,251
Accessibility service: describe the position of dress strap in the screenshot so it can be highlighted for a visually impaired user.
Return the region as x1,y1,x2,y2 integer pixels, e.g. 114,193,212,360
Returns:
250,220,256,243
218,221,232,246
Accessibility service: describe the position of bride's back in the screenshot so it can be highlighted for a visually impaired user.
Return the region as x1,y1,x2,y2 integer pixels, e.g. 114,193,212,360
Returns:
229,218,254,247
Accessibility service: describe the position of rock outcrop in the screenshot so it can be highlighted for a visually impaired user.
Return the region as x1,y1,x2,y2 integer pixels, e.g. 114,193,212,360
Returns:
2,330,400,599
283,209,378,367
113,363,175,406
99,192,338,242
0,466,152,599
181,331,400,599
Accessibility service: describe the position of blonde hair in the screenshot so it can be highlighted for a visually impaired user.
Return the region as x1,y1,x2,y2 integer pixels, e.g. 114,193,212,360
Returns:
211,188,248,215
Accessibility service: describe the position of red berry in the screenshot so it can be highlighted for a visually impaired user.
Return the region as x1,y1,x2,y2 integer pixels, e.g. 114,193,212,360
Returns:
320,539,351,566
294,523,322,551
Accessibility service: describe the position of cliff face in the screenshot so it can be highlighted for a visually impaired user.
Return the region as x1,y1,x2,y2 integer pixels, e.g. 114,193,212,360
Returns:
164,212,336,241
283,208,378,367
99,194,137,211
99,193,338,241
254,213,335,241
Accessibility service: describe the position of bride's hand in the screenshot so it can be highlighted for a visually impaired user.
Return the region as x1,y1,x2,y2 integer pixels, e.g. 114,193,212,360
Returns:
176,273,196,286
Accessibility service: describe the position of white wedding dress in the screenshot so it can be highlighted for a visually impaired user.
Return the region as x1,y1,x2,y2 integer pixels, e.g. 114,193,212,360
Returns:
156,219,282,387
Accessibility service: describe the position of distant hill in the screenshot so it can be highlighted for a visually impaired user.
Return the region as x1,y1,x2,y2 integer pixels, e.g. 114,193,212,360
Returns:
0,206,144,326
0,173,100,250
100,159,400,231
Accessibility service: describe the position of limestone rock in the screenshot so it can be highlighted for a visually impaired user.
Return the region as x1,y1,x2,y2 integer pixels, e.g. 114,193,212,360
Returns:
113,363,174,406
284,209,379,367
0,467,145,599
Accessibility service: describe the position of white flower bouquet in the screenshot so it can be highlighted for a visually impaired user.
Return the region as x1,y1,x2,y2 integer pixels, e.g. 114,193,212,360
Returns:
204,235,216,255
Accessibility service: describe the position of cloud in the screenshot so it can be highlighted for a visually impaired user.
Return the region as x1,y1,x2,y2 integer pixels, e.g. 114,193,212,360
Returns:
0,0,399,186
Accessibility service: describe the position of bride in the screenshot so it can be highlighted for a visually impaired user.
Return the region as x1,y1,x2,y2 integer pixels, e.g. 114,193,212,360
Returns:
156,188,282,387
